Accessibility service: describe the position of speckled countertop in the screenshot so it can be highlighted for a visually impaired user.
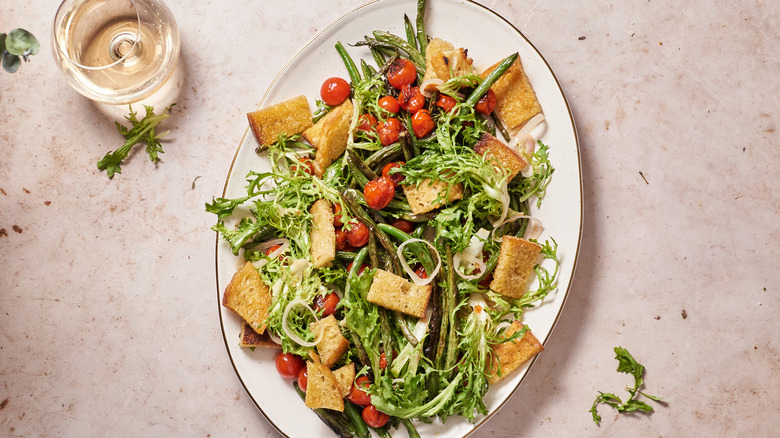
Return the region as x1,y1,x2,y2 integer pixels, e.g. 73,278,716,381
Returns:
1,1,778,437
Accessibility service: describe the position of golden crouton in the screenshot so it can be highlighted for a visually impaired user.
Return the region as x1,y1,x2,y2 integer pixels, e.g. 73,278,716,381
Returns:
310,199,336,268
305,357,344,411
302,99,353,177
489,236,542,299
423,38,475,86
366,269,432,319
332,363,355,398
403,179,463,215
238,322,280,348
474,132,528,181
222,262,272,334
480,57,541,131
247,95,313,149
487,321,543,384
311,315,350,368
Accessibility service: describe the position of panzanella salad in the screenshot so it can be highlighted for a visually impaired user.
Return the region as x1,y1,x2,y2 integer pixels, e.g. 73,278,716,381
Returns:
208,1,558,435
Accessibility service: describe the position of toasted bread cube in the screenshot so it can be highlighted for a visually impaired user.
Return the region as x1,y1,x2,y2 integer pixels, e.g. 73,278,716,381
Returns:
222,262,272,334
310,199,336,268
238,322,280,348
474,132,528,181
302,99,353,177
311,315,350,368
403,179,463,215
332,363,355,398
480,57,541,132
247,95,313,149
422,38,476,88
367,269,432,319
305,359,344,411
487,321,543,384
489,236,542,299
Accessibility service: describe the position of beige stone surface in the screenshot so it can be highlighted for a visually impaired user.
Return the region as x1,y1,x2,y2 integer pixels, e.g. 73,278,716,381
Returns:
1,1,778,437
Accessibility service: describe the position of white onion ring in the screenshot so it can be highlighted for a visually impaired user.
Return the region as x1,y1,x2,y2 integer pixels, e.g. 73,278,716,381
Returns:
252,238,290,269
281,298,323,347
266,329,282,345
453,252,487,280
420,78,444,97
491,213,544,242
397,238,442,286
514,113,545,145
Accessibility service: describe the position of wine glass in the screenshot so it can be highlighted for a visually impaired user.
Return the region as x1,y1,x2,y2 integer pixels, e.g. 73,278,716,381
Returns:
52,0,180,105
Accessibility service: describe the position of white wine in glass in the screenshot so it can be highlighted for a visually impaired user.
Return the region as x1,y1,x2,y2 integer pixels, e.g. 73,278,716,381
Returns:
53,0,180,105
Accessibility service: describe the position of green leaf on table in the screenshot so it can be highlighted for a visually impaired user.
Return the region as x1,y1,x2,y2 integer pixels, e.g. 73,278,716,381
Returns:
6,28,40,57
590,346,663,425
97,104,175,178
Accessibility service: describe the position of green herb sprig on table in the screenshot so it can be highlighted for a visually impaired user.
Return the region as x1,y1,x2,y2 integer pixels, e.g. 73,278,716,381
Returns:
1,29,39,73
98,104,175,178
590,346,663,425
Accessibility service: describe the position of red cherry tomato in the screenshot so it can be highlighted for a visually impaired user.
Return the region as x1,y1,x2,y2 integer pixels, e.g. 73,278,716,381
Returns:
335,227,354,252
411,109,435,138
398,85,425,113
390,218,414,233
378,95,400,114
415,265,428,279
387,58,417,89
264,244,282,257
364,177,396,211
320,77,351,106
348,376,372,406
314,292,340,316
357,113,377,133
381,161,405,186
275,353,305,379
377,117,402,146
435,94,457,112
474,89,497,114
291,157,315,176
362,405,390,428
379,352,388,370
345,219,369,247
297,366,308,392
333,203,345,227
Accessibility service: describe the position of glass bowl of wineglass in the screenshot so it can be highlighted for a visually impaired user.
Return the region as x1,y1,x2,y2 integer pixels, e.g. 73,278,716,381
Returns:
52,0,180,105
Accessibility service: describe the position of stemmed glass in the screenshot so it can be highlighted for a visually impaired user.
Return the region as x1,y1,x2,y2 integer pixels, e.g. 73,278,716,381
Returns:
52,0,180,105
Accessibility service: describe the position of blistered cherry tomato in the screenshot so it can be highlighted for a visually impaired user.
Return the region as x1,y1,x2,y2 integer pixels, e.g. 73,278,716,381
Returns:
314,292,340,316
264,244,282,257
474,89,497,114
390,218,414,233
398,85,425,113
411,109,435,138
364,177,396,211
348,376,372,406
378,95,400,114
362,405,390,428
335,228,354,251
297,366,308,392
291,157,315,176
381,161,405,186
333,203,345,227
275,353,305,379
347,261,368,275
320,77,351,106
345,219,369,247
377,117,402,146
387,58,417,89
436,94,457,112
357,113,377,133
